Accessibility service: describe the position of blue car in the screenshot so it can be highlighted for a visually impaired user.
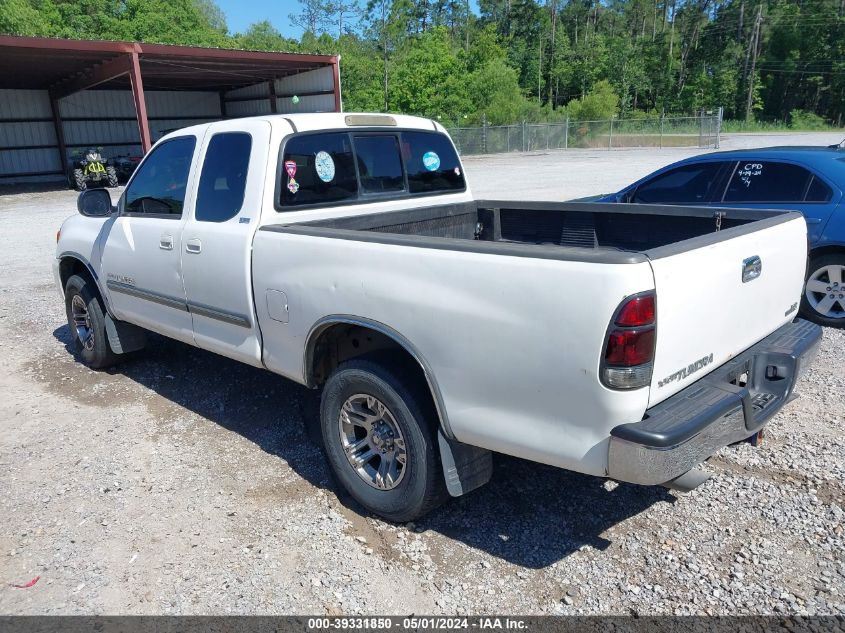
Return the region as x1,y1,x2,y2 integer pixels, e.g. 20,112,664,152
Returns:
598,144,845,327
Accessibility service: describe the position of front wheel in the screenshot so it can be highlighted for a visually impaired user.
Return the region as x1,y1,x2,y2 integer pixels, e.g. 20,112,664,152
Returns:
72,168,86,191
106,165,119,188
801,253,845,327
64,274,118,368
320,356,447,522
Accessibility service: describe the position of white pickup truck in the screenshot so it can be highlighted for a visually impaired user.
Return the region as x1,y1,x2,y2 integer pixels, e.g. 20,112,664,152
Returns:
55,113,822,521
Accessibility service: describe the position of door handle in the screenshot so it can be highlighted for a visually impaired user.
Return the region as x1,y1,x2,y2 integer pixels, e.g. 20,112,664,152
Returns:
185,238,202,254
159,235,173,250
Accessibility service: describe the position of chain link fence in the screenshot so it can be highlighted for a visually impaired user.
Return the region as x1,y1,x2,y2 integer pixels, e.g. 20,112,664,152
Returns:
447,110,722,156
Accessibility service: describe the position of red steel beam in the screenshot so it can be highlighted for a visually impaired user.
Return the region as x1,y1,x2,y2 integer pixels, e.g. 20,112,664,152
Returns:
128,51,152,154
138,42,335,65
332,57,342,112
268,79,278,114
51,54,133,99
49,93,68,176
0,35,135,54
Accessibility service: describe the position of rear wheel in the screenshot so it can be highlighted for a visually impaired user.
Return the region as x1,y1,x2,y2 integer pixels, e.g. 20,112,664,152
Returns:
802,253,845,327
320,356,447,522
64,274,118,369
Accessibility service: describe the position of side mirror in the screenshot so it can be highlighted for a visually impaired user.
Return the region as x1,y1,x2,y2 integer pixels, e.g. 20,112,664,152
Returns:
77,189,114,217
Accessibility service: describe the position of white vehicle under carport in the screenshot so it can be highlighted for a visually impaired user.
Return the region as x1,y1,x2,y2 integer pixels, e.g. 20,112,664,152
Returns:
54,113,822,521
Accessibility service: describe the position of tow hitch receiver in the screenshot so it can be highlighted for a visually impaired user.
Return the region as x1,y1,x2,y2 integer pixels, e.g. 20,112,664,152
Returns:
747,428,765,447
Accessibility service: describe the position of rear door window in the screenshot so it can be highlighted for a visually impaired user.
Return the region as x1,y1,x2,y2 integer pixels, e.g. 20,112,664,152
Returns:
722,161,813,203
632,162,726,204
195,132,251,222
280,133,358,206
402,131,466,193
354,135,405,194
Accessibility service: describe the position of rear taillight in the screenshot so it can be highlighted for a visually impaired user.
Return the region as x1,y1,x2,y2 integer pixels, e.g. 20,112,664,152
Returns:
615,295,655,326
601,292,656,390
605,329,655,366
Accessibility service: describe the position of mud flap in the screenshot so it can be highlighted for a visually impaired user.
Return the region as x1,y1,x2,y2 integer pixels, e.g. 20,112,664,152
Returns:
300,387,323,446
438,430,493,497
662,468,710,493
105,315,146,354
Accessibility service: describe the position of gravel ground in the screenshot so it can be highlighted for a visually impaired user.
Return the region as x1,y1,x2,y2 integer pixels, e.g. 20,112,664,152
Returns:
1,132,844,615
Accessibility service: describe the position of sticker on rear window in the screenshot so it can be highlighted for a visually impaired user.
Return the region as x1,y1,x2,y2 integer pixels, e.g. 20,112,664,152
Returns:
287,177,299,194
422,151,440,171
315,151,335,182
284,160,297,178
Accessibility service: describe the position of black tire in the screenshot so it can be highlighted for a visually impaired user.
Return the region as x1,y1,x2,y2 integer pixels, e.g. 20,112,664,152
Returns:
106,165,119,188
800,253,845,328
73,168,86,191
320,355,447,522
64,274,118,369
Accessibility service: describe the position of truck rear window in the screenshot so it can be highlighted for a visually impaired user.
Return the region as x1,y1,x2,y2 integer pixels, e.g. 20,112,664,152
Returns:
278,129,465,209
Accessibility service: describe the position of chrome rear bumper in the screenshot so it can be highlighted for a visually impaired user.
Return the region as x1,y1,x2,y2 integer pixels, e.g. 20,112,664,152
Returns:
608,319,822,486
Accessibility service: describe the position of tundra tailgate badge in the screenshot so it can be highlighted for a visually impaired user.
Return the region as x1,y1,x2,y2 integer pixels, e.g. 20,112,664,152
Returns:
658,353,714,388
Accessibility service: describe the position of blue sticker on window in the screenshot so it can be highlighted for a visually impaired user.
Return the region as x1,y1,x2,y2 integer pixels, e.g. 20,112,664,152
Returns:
422,151,440,172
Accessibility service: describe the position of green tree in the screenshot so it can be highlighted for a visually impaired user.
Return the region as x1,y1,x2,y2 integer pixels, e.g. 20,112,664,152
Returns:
566,79,619,120
468,58,527,124
0,0,58,35
236,20,295,51
2,0,843,124
336,34,385,111
111,0,231,46
388,27,472,123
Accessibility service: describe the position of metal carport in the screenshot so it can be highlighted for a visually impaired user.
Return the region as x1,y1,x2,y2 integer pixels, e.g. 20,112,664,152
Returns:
0,35,341,184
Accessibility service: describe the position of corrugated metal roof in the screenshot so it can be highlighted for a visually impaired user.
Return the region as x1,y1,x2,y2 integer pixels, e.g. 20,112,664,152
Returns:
0,35,338,92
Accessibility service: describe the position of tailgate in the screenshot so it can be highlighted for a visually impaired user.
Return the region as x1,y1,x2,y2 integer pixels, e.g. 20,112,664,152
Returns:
647,213,808,407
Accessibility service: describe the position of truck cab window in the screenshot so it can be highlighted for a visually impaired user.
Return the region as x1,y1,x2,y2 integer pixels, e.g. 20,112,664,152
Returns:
723,161,813,203
196,133,252,222
632,162,725,204
354,135,405,194
280,133,357,206
401,131,466,193
124,136,196,216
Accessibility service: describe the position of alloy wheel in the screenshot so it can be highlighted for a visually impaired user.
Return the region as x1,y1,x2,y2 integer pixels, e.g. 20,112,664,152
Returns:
71,294,95,351
338,394,407,490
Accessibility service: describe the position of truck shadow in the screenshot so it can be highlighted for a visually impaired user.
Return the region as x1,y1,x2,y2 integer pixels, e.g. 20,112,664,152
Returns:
53,325,674,569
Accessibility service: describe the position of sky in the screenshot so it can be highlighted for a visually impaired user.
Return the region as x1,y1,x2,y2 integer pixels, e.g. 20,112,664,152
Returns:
216,0,481,39
216,0,303,37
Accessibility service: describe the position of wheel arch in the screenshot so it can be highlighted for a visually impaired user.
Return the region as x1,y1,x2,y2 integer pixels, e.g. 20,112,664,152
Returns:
808,243,845,261
57,252,112,315
304,316,454,439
